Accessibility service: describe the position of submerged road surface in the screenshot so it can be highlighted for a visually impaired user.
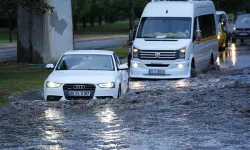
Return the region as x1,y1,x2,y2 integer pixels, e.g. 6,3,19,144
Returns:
0,41,250,150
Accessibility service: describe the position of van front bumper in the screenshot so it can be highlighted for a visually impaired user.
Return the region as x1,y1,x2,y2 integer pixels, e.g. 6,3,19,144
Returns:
129,60,191,79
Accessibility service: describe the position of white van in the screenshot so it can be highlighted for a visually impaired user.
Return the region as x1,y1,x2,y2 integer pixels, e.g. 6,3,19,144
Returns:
129,0,218,79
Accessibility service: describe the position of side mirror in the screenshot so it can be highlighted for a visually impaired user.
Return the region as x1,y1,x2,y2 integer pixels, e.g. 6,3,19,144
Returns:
118,64,129,70
195,30,202,41
46,64,54,69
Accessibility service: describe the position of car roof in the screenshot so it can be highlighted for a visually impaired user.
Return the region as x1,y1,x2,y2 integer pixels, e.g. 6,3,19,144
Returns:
237,13,250,17
64,50,115,55
216,11,226,14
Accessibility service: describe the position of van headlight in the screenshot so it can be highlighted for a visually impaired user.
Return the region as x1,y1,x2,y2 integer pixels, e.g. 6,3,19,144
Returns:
133,47,139,58
178,48,186,59
46,81,62,88
98,82,115,88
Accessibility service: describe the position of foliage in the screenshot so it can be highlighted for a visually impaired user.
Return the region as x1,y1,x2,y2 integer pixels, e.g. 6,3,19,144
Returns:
0,0,54,18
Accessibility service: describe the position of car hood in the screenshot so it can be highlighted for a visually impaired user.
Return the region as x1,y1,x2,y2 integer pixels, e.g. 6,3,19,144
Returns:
46,70,117,84
133,39,191,50
235,23,250,29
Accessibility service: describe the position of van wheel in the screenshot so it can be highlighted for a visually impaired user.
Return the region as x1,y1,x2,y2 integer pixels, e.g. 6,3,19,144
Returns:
191,60,196,78
209,54,215,66
232,38,236,43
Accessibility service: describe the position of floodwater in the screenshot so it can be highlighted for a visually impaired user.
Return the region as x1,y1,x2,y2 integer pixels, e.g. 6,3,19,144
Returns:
0,42,250,150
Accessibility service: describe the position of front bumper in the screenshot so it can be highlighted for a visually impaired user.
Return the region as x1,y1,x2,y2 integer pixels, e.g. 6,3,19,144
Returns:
44,84,118,101
129,60,191,79
232,31,250,39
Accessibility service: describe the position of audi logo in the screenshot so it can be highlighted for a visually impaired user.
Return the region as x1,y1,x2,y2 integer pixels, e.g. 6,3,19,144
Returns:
73,85,85,90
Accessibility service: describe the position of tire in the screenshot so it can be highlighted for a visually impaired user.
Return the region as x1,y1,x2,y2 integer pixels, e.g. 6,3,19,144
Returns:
190,60,196,78
232,38,236,43
219,46,223,52
117,86,121,99
209,54,215,66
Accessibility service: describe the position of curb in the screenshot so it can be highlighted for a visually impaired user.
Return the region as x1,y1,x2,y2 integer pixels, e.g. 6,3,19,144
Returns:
0,102,18,115
74,36,128,42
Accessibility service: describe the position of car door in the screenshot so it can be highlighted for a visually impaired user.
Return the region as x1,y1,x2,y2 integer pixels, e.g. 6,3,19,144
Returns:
114,54,128,94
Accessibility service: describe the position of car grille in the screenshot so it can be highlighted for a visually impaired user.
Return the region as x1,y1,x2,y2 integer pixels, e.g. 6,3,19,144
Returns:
138,50,179,60
236,28,250,31
63,84,96,100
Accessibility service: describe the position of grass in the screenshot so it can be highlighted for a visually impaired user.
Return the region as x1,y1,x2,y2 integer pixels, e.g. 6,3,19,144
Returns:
0,63,51,105
0,20,136,45
0,28,17,46
74,20,139,38
111,47,129,58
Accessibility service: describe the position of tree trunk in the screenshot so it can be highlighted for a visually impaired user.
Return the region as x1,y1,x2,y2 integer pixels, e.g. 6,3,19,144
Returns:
82,17,86,28
29,10,33,63
98,16,102,26
90,16,94,27
73,20,78,30
129,0,135,30
8,17,12,43
105,16,108,24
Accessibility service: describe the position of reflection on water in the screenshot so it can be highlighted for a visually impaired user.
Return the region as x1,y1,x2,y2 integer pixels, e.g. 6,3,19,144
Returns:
95,108,124,149
43,109,64,143
130,81,146,90
218,44,237,68
173,80,191,88
96,108,117,124
44,108,64,123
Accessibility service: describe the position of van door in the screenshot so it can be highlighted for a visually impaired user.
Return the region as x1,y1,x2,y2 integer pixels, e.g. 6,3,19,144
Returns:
194,14,217,71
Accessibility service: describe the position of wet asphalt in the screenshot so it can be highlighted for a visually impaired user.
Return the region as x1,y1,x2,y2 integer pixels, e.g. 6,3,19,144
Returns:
0,41,250,150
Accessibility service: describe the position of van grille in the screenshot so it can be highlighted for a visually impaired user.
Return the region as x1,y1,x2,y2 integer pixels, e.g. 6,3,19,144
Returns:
138,50,179,60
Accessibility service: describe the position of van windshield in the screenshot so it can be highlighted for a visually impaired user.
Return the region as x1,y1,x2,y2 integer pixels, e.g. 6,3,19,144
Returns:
137,17,192,39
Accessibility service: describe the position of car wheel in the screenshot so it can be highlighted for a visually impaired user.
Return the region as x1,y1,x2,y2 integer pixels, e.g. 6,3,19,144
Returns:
117,85,121,99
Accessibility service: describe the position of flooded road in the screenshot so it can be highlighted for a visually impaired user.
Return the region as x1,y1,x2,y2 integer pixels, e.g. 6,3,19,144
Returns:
1,42,250,150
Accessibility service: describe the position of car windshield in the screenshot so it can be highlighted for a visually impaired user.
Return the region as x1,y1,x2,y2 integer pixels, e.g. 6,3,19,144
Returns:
56,54,115,71
236,15,250,25
137,17,192,39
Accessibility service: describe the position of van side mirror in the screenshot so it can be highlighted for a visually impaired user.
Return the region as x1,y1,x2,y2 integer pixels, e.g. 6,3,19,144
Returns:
195,30,202,41
46,64,54,69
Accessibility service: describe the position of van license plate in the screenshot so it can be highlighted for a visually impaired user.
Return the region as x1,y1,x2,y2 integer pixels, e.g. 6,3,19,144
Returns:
239,33,248,36
68,91,90,96
149,69,165,75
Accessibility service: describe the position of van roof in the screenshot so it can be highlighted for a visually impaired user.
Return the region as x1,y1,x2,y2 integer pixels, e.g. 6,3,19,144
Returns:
143,0,215,17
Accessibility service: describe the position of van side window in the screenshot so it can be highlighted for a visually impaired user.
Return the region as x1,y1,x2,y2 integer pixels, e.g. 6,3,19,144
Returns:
198,14,216,38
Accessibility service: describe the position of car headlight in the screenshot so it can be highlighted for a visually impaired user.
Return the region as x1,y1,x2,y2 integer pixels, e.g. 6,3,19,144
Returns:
233,27,236,31
133,47,139,58
46,81,62,88
217,35,220,39
178,48,186,59
98,82,115,88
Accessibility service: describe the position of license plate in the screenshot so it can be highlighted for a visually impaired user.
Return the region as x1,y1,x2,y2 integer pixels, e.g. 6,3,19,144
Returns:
149,69,165,75
68,91,90,96
239,33,248,36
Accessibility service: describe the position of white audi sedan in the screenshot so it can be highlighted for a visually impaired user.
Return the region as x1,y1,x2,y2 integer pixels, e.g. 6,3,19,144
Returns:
44,50,129,101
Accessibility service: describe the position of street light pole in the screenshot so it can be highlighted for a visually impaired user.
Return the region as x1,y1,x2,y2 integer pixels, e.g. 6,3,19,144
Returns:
129,0,134,30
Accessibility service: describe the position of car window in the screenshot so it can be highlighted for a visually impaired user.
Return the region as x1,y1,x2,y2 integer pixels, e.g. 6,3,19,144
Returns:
236,15,250,25
56,54,115,71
